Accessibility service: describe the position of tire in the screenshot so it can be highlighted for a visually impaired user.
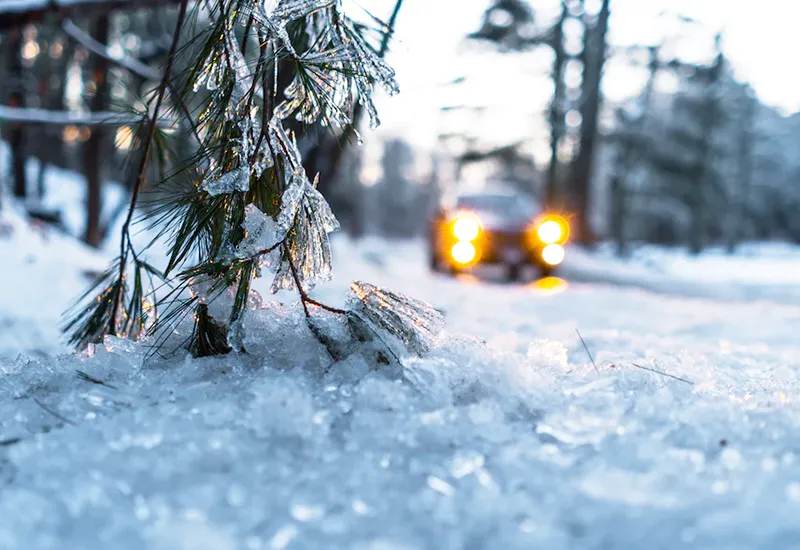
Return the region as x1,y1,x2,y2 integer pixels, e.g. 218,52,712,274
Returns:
428,245,443,273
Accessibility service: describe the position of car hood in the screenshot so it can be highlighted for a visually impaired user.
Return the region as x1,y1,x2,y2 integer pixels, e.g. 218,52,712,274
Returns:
470,211,532,233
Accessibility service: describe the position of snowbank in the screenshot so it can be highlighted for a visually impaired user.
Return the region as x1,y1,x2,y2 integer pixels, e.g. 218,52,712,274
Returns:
0,203,106,357
563,243,800,304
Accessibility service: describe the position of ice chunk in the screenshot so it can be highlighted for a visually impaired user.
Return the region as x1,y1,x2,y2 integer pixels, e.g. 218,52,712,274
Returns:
200,167,250,197
235,204,281,259
346,281,445,356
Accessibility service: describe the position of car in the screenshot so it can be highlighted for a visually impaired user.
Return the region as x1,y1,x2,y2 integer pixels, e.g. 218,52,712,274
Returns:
427,192,569,280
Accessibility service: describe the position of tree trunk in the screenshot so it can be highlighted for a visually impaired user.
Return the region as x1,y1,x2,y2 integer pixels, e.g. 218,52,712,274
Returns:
544,2,567,208
690,35,724,255
611,45,659,257
726,91,755,254
83,15,112,247
6,27,26,199
571,0,610,244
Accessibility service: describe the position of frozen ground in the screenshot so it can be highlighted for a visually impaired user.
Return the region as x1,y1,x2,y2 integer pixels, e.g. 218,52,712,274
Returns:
3,202,800,548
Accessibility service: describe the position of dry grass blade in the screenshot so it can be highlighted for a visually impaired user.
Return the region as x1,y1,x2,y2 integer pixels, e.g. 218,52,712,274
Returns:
576,328,599,374
631,362,694,385
33,398,76,426
76,370,118,390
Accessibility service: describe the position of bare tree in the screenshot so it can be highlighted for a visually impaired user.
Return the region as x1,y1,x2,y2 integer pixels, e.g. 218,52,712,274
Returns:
81,15,112,246
569,0,610,244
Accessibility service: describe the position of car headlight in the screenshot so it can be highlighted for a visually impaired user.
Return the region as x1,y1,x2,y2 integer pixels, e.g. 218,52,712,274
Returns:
541,243,565,266
451,241,477,265
452,215,481,242
537,220,563,244
535,215,569,244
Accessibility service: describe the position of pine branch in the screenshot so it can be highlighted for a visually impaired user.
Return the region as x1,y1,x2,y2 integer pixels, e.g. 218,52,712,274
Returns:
111,0,190,332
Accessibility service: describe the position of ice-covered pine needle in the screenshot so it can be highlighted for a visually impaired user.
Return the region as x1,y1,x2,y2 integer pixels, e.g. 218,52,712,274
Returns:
347,282,445,356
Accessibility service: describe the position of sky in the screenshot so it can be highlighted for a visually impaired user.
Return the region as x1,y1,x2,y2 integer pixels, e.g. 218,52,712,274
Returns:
348,0,800,177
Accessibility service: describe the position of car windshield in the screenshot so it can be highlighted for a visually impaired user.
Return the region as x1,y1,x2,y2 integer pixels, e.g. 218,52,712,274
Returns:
455,195,537,220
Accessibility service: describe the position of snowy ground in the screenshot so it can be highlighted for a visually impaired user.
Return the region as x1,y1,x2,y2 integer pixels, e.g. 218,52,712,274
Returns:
3,198,800,548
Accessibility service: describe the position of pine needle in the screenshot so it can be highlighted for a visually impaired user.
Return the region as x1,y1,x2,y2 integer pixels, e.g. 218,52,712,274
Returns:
576,328,599,374
630,363,694,385
76,370,118,390
33,398,76,426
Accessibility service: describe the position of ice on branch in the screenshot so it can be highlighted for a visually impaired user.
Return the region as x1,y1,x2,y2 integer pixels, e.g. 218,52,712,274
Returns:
200,166,250,196
268,116,304,170
262,2,399,129
251,0,335,57
271,172,340,292
346,282,446,356
235,204,281,259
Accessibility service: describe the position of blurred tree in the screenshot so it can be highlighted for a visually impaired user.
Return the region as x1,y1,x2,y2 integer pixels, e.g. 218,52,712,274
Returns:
470,0,568,205
570,0,610,244
4,26,26,199
300,0,403,226
83,15,112,246
375,138,416,237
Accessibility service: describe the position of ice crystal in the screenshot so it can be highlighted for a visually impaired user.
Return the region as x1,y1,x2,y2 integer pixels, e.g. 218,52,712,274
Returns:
251,0,335,58
346,282,446,356
200,166,250,196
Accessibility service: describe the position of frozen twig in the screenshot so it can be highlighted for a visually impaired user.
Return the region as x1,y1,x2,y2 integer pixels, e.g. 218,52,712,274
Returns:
62,19,161,80
0,104,174,126
285,244,347,317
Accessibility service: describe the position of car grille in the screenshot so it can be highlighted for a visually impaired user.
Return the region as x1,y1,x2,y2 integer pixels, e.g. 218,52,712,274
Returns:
483,230,526,248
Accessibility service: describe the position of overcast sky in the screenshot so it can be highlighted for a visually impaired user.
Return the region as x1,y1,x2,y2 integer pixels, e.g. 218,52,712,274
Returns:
348,0,800,175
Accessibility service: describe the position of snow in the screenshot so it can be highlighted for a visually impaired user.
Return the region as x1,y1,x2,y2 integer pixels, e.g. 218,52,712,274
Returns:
562,242,800,304
3,187,800,547
0,203,106,358
1,237,799,547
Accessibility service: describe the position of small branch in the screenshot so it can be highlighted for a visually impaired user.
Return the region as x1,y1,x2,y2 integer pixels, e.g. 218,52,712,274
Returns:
0,104,175,126
631,363,694,385
305,296,346,314
0,0,181,32
284,244,347,316
62,19,161,80
33,398,76,426
249,239,284,260
576,328,599,374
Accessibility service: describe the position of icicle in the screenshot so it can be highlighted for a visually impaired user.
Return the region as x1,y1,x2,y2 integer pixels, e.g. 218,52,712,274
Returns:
200,166,251,196
346,282,445,356
268,116,303,170
270,170,339,293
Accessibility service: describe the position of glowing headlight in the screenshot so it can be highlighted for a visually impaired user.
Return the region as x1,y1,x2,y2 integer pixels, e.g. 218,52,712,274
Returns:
451,241,477,265
452,215,481,242
541,243,565,266
537,220,563,244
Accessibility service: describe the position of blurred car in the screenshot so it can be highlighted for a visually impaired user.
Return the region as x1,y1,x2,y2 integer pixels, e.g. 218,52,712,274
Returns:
427,192,569,280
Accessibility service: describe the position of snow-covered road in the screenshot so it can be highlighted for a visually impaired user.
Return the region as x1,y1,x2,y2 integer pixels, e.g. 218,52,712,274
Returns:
2,222,800,549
